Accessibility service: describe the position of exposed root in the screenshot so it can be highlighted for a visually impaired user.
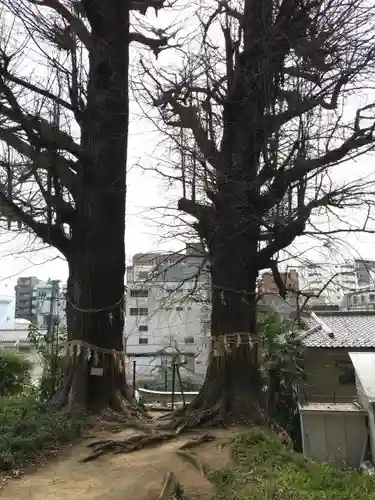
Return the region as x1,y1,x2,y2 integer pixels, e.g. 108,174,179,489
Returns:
158,402,222,432
176,450,206,477
157,471,177,500
81,430,178,462
81,417,215,463
80,390,292,464
179,433,215,451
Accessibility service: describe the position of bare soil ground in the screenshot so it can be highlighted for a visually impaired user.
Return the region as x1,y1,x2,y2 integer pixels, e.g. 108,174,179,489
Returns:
0,426,238,500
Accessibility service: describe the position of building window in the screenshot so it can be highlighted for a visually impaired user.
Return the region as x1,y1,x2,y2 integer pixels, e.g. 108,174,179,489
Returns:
338,363,355,385
138,271,149,280
139,338,148,345
370,294,375,302
130,289,148,298
129,307,148,316
138,325,148,332
176,307,183,311
184,336,195,344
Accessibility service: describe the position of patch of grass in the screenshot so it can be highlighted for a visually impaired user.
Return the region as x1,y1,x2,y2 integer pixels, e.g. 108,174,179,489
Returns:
0,394,86,468
211,428,375,500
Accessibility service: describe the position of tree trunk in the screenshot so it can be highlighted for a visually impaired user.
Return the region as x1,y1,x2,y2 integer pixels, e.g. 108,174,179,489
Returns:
57,2,131,413
186,200,264,424
63,248,128,412
187,0,270,423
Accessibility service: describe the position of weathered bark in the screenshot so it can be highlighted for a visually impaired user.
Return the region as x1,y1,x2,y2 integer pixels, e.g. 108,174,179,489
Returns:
58,2,131,412
188,229,263,423
63,250,128,412
175,0,273,424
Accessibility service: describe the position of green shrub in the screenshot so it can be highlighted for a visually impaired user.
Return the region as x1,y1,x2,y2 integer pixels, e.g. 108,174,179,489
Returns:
28,324,67,398
212,428,375,500
0,350,33,395
0,394,85,468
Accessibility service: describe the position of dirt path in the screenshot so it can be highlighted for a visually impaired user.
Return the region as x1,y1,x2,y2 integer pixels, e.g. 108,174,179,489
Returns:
0,428,236,500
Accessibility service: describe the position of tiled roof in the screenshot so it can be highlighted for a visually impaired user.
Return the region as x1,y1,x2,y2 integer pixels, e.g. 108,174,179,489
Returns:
299,311,375,348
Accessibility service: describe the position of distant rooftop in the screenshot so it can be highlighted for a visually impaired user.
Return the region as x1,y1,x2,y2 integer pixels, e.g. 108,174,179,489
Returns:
300,311,375,348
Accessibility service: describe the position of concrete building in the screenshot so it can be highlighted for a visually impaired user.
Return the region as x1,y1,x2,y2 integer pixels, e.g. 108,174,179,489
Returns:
125,243,210,382
355,259,375,288
258,269,299,304
33,280,67,329
258,263,359,308
14,276,41,322
294,262,358,306
15,277,67,328
341,289,375,311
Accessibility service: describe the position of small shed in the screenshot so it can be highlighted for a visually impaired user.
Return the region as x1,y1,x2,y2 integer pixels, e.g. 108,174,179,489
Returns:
299,402,367,468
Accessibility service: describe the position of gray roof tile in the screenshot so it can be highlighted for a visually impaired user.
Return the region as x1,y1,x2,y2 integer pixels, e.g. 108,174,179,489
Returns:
300,312,375,348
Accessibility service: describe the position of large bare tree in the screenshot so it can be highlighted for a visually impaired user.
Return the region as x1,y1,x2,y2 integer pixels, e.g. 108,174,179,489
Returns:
139,0,375,425
0,0,172,411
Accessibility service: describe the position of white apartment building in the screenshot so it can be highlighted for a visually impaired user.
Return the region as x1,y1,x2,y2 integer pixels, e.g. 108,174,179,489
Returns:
341,289,375,311
125,244,210,381
15,277,67,329
295,262,359,306
33,280,67,329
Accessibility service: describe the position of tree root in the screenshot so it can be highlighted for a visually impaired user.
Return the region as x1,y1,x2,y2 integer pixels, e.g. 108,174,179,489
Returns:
80,392,292,463
157,471,177,500
158,402,222,432
176,450,206,477
81,419,215,463
81,430,178,462
179,433,215,451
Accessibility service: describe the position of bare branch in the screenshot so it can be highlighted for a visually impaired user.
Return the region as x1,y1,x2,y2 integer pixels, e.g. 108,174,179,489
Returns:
0,127,79,195
130,32,169,56
0,187,71,254
160,98,221,169
33,0,92,50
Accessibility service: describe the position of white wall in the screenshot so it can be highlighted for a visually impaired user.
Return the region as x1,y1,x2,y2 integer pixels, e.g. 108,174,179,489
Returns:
0,294,15,329
125,280,210,376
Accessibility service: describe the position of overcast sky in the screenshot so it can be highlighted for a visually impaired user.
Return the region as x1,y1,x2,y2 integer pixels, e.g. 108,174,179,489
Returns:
0,4,374,294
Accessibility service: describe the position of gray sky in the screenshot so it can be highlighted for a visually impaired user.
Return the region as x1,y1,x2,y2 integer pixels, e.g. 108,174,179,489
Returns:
0,3,374,292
